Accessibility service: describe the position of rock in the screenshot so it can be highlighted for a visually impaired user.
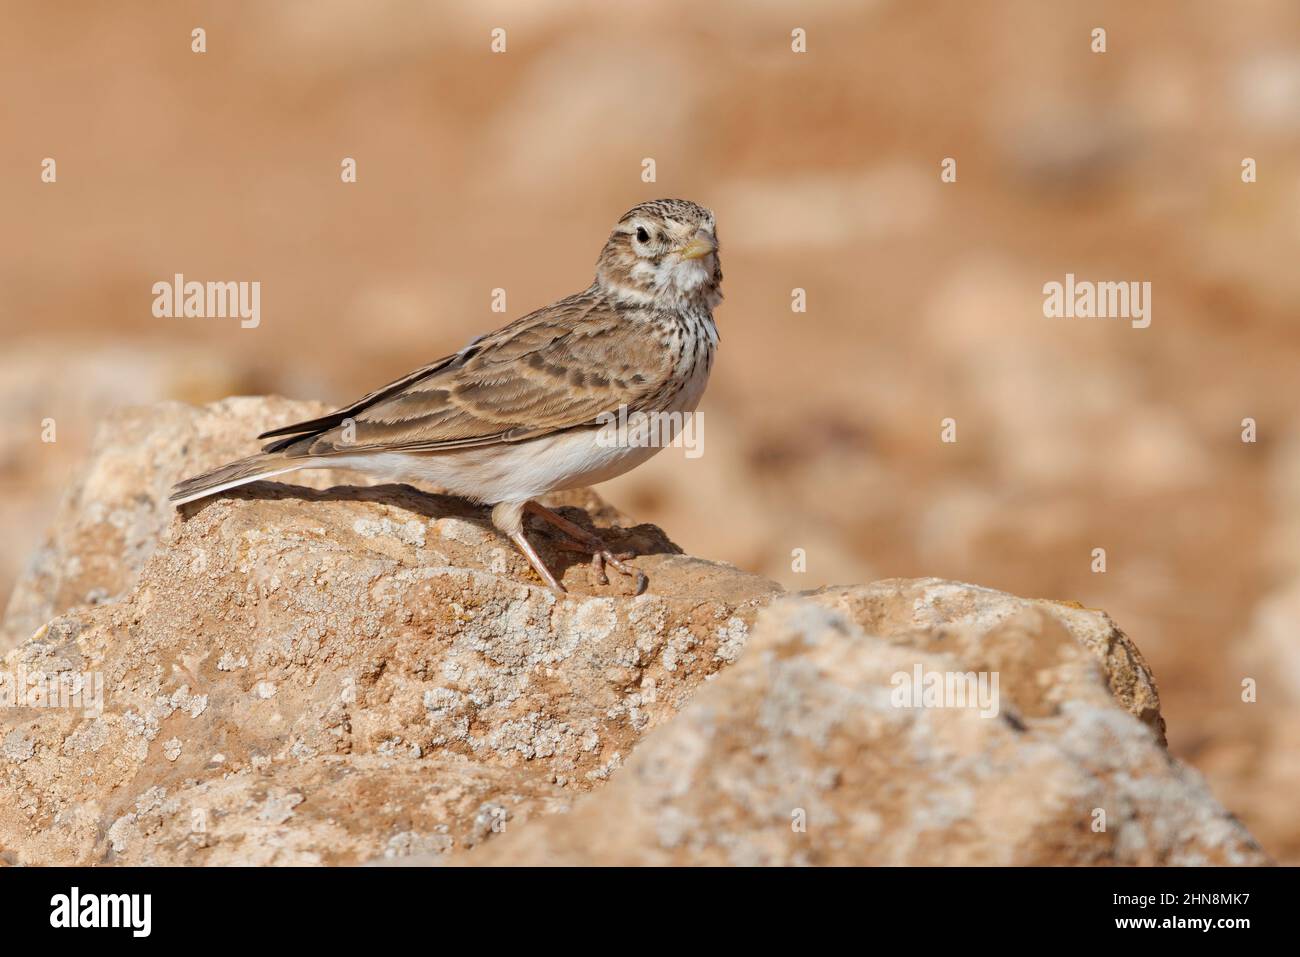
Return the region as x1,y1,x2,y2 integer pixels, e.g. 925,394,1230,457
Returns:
0,398,1264,866
0,396,643,652
808,579,1166,744
0,346,264,648
457,597,1266,866
0,399,780,864
2,397,330,651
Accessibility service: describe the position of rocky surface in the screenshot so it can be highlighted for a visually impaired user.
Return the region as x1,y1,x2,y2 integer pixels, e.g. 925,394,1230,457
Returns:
0,400,1266,865
2,396,331,652
0,399,778,864
2,395,644,653
461,592,1260,866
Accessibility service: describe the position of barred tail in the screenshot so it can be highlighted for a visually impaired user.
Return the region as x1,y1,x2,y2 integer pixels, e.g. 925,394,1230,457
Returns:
169,453,304,506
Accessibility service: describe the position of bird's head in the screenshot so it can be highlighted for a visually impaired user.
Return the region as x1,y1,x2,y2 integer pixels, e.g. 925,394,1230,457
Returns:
595,199,722,311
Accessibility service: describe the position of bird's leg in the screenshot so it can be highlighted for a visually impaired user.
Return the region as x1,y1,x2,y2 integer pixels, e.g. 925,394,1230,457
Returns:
524,501,647,595
491,501,566,594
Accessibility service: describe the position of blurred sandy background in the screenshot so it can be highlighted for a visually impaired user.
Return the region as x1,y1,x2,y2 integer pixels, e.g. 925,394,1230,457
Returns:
2,0,1298,861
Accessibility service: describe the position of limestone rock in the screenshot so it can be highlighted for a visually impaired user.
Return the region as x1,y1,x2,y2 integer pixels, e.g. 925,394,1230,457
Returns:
0,398,1263,866
0,344,262,632
457,597,1265,866
808,579,1166,744
0,399,779,864
2,397,333,651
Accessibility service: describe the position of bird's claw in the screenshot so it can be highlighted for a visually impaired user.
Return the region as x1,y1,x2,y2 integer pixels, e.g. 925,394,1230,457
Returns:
549,537,645,593
591,549,646,594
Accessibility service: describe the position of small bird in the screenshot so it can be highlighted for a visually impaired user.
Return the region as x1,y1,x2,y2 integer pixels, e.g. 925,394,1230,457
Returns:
171,199,722,594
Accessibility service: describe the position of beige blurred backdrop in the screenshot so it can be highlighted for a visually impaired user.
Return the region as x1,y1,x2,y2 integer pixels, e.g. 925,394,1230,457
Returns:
2,0,1299,861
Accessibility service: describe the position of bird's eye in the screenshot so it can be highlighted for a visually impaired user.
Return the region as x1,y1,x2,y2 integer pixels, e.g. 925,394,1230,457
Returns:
635,226,651,244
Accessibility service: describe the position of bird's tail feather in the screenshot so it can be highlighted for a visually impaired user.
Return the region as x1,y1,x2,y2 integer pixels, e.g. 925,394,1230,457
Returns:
169,453,304,506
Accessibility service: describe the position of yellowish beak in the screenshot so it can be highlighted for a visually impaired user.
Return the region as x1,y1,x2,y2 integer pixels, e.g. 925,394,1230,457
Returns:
678,237,717,260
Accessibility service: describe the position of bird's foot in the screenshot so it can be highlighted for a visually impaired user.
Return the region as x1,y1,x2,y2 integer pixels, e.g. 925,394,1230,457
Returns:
547,537,646,592
525,501,648,595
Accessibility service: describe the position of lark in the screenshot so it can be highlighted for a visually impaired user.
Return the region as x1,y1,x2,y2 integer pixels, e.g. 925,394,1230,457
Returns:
171,199,722,595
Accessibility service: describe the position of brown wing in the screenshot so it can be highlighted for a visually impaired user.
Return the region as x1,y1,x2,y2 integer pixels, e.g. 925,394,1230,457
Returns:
260,291,674,458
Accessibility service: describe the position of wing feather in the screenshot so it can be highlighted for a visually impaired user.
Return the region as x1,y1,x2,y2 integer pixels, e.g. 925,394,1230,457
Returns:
260,291,674,459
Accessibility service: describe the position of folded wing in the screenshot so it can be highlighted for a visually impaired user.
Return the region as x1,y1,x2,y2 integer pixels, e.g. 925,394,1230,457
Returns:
259,293,672,458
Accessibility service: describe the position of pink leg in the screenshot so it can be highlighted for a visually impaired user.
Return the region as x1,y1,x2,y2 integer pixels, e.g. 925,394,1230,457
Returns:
491,501,566,594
